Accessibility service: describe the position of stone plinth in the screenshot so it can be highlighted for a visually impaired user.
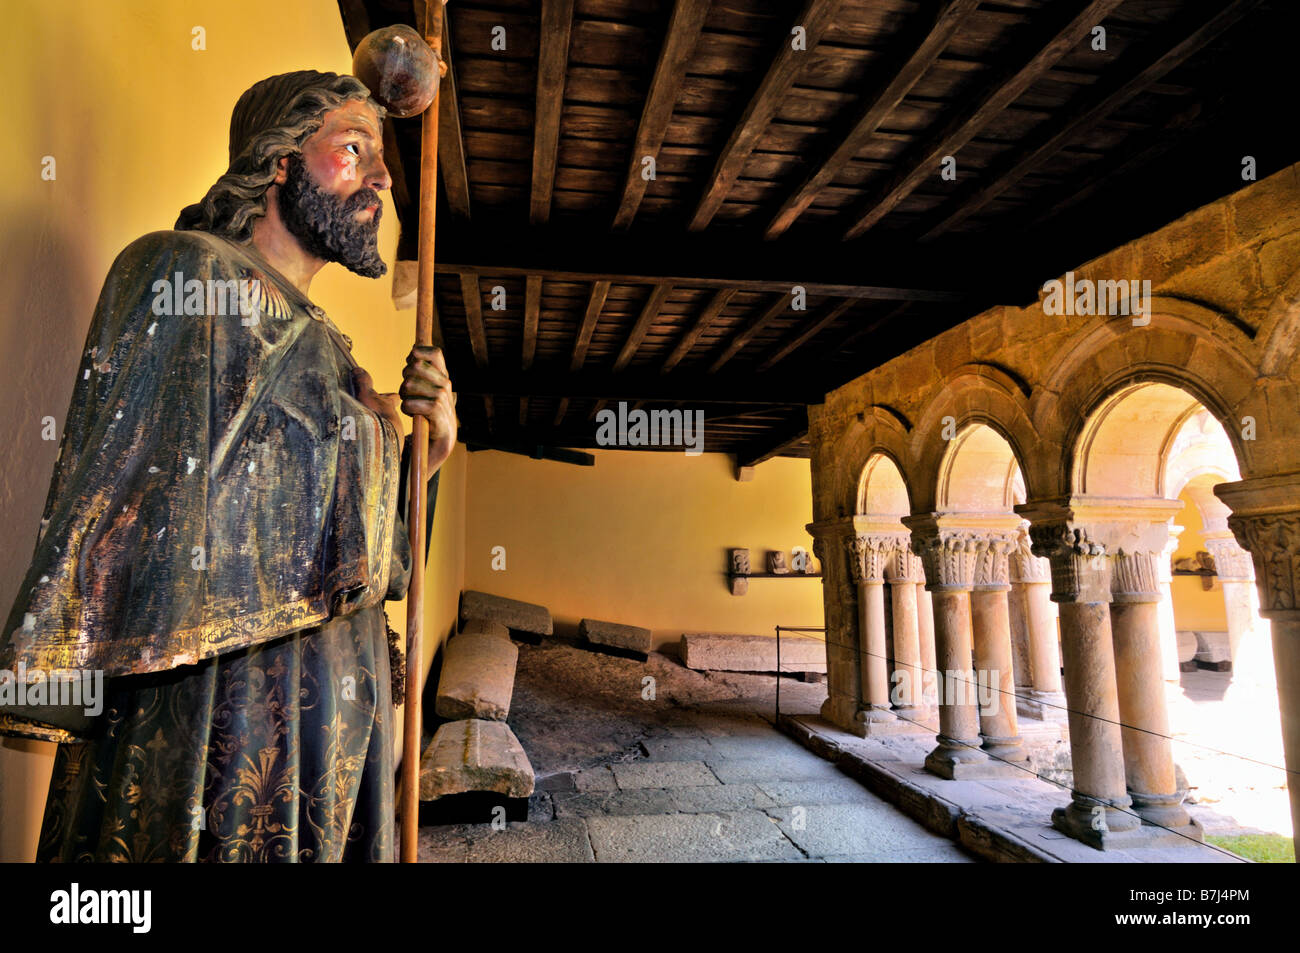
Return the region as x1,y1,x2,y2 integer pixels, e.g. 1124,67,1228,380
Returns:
681,632,826,673
419,719,535,800
459,590,553,636
435,630,519,721
579,618,653,657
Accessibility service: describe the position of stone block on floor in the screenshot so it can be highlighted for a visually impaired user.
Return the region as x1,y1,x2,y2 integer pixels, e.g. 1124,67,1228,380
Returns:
435,629,519,721
419,719,535,800
680,632,827,673
579,618,652,658
459,590,553,637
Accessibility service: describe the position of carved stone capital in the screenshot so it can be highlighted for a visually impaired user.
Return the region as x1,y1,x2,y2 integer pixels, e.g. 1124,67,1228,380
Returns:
903,513,1021,591
886,547,923,584
1202,533,1255,583
846,533,904,583
1215,475,1300,619
1109,550,1162,603
1009,522,1052,584
1018,497,1181,604
973,534,1017,591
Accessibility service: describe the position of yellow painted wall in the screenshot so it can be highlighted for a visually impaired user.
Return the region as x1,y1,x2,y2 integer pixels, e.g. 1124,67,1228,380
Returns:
463,449,825,649
0,0,464,861
1171,491,1229,633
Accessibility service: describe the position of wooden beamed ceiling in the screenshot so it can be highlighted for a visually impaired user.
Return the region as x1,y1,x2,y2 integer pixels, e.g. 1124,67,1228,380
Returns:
345,0,1295,460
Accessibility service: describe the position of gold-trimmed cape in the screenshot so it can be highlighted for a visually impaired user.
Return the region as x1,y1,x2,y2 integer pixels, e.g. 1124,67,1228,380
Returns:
0,230,400,741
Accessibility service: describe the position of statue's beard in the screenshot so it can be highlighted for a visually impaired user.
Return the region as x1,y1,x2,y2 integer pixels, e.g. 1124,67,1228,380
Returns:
276,154,386,278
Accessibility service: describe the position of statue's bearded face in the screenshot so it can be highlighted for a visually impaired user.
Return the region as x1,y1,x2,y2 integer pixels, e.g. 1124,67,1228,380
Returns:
277,99,390,278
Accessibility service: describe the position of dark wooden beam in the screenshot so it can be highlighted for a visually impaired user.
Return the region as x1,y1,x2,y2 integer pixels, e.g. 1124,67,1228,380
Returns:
434,215,976,303
437,10,471,220
689,0,845,232
570,280,611,371
841,0,1127,240
612,282,674,372
764,0,978,240
522,274,541,370
708,295,790,374
553,398,570,426
756,298,855,372
530,0,575,225
662,288,736,373
338,0,370,48
917,0,1263,241
612,0,711,230
736,417,810,468
519,396,530,427
458,273,489,368
463,438,595,467
450,367,819,404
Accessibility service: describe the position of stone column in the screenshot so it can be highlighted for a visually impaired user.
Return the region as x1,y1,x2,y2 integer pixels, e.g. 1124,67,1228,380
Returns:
842,525,915,733
916,561,939,708
886,546,926,721
1155,525,1183,684
1020,500,1139,847
1010,521,1068,723
1204,530,1273,692
1106,501,1193,832
1214,476,1300,859
905,514,1021,779
807,517,863,735
971,529,1026,762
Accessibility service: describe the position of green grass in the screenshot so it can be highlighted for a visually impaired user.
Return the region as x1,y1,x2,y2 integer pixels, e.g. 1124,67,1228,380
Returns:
1205,833,1295,863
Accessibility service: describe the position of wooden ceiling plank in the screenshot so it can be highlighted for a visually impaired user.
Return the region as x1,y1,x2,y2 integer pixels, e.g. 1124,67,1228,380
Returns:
708,295,790,374
612,282,674,372
765,0,979,240
459,272,490,369
840,0,1127,241
437,261,962,303
918,0,1263,240
756,298,855,371
530,0,576,225
612,0,712,230
689,0,846,232
736,417,810,468
661,287,736,373
522,274,542,370
438,11,472,220
570,279,612,371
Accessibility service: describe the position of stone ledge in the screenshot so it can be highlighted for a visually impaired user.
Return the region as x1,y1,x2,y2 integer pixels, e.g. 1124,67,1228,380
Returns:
777,713,1243,864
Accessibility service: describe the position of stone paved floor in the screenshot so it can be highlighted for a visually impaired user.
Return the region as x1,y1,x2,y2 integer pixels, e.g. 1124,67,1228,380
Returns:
417,704,978,863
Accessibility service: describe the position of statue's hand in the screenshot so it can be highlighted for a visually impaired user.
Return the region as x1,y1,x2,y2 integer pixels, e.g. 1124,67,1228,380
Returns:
352,366,405,440
398,345,458,471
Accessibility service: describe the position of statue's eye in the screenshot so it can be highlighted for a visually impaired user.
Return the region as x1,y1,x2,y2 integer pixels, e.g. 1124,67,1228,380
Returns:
345,143,361,157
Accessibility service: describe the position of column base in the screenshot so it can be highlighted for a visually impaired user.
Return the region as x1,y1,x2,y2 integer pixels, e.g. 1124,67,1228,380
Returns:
855,706,926,737
1016,690,1069,723
1051,793,1142,849
925,737,1026,779
821,696,867,738
980,734,1028,763
1129,789,1194,830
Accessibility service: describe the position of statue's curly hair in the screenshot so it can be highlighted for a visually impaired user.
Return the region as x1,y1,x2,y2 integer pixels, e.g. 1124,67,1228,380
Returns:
176,71,385,242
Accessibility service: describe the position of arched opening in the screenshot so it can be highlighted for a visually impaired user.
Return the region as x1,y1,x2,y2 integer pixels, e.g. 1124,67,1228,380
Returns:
1071,382,1286,841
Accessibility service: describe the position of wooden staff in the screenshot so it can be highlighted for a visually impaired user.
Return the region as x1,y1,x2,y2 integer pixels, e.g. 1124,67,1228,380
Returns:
402,0,446,864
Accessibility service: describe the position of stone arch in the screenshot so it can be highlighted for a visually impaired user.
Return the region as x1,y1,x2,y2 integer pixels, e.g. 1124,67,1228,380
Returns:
857,452,911,517
936,422,1025,513
1034,300,1263,497
909,364,1039,513
826,405,912,520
